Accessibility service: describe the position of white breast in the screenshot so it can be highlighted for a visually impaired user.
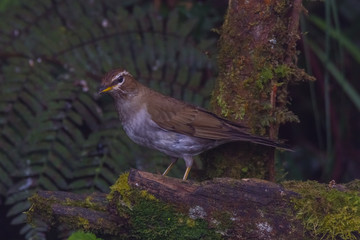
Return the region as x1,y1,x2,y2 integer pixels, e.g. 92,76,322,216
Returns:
122,107,155,141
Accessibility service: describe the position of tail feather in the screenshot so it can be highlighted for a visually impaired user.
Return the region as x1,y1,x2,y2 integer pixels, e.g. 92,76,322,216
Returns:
227,129,292,151
252,137,292,151
216,116,292,151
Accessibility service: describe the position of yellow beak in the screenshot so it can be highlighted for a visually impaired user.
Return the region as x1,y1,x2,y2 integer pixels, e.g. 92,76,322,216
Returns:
98,86,113,94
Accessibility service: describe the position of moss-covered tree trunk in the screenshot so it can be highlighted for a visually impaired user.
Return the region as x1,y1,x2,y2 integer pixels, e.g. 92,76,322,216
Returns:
203,0,311,181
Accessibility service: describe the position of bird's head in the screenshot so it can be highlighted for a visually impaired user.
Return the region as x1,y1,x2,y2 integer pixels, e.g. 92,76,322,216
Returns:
98,68,139,98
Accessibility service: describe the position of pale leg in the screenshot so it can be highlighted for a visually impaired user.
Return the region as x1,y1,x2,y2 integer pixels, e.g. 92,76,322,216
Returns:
182,156,194,180
162,157,177,176
183,166,192,180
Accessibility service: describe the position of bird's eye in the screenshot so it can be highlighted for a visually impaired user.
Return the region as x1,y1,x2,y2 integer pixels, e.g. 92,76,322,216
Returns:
114,76,124,85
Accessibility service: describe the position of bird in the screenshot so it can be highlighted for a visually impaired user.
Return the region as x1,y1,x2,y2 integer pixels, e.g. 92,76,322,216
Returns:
98,68,291,180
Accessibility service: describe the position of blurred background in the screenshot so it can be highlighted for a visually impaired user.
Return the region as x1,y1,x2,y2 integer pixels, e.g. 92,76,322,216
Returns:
0,0,359,239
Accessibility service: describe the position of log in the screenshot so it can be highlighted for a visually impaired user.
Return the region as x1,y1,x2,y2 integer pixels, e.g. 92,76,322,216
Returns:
128,169,305,239
27,191,129,236
28,169,308,239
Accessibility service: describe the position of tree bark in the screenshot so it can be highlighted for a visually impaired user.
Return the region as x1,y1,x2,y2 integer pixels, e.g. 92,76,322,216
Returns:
204,0,313,182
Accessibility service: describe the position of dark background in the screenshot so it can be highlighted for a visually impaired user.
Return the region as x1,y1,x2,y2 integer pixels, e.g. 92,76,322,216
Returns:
0,0,359,239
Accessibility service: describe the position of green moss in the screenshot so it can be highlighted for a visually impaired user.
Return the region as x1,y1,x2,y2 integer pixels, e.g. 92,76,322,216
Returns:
283,181,360,240
215,81,230,118
345,179,360,192
274,64,291,78
26,194,54,226
108,172,157,208
273,0,288,14
107,172,132,207
68,231,104,240
131,198,221,240
201,143,267,180
256,66,273,91
247,64,291,98
107,173,222,239
78,217,91,230
27,192,121,235
85,196,95,207
211,211,235,234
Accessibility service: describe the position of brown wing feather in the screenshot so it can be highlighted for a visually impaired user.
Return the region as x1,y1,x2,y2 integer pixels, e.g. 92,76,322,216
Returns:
146,91,292,150
146,92,250,140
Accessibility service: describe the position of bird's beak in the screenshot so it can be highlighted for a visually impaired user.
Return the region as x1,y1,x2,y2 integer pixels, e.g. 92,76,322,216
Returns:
98,86,113,94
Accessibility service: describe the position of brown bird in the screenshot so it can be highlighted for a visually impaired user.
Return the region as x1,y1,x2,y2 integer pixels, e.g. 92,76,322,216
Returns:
99,68,290,180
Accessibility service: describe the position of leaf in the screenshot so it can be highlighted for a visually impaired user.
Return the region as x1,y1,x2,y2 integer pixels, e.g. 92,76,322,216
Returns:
6,201,30,217
179,18,198,37
68,231,103,240
308,15,360,64
10,212,27,225
306,39,360,111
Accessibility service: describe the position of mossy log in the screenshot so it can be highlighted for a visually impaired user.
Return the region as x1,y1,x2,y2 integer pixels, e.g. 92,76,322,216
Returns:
27,169,306,239
27,169,360,239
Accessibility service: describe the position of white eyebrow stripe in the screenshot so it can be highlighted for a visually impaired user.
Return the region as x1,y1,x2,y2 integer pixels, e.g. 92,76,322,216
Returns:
112,70,131,82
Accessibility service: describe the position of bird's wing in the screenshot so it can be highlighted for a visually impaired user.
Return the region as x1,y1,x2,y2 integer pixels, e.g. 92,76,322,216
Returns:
147,94,250,140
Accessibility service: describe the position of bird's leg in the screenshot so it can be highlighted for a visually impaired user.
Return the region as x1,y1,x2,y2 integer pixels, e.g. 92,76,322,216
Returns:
162,157,178,176
182,156,194,180
183,167,192,180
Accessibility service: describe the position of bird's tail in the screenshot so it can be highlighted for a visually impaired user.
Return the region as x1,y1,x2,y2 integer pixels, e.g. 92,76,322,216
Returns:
246,135,293,151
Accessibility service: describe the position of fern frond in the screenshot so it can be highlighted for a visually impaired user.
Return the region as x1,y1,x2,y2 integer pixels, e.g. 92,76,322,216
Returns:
0,1,217,239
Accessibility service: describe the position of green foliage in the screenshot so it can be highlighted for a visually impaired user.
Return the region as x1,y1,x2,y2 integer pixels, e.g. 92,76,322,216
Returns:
0,1,217,239
284,181,360,240
305,38,360,111
68,231,103,240
0,0,21,12
296,0,360,182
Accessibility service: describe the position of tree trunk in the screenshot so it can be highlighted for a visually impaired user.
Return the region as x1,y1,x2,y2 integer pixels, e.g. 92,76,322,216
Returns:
204,0,313,181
